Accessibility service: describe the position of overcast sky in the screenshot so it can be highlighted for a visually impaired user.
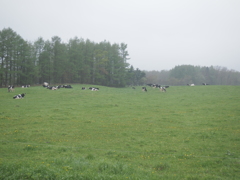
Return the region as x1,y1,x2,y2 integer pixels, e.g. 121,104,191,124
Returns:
1,0,240,71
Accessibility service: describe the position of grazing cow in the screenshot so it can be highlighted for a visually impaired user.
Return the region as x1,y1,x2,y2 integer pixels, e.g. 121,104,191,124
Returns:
202,83,209,85
13,93,26,99
132,87,135,89
187,84,195,86
160,86,166,92
142,87,147,92
82,87,86,90
152,84,161,88
8,86,14,92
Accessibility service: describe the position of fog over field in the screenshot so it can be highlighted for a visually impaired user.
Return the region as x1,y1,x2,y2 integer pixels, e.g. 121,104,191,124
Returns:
1,0,240,71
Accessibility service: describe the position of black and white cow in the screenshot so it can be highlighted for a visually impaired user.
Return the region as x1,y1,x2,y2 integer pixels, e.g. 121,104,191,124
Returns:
91,87,99,91
88,87,99,91
152,84,161,88
8,85,14,92
160,86,166,92
82,87,86,90
13,93,26,99
142,87,147,92
46,86,58,90
187,84,195,86
63,85,72,88
202,83,209,85
51,86,58,90
43,82,49,87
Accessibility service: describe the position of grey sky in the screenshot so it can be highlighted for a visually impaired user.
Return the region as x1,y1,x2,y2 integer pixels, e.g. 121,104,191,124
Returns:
1,0,240,71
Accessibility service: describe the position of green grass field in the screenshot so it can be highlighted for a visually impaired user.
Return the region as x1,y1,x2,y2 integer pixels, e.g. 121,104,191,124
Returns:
0,85,239,180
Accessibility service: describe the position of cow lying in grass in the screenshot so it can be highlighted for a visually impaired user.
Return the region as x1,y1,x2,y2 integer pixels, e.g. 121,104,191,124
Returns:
46,86,58,90
13,93,26,99
89,87,99,91
63,85,72,88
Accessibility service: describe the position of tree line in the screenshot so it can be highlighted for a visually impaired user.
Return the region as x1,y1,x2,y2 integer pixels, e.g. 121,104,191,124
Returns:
1,28,239,88
145,65,240,86
0,28,145,87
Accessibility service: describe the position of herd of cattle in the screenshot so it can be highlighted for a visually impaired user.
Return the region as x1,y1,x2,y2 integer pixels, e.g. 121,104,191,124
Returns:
42,82,99,91
7,82,210,99
7,82,101,99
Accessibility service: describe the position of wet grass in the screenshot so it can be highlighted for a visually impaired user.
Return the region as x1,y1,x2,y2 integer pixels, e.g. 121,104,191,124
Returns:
0,85,240,179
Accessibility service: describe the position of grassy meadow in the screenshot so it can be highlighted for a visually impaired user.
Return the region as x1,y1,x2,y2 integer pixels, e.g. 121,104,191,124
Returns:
0,84,239,180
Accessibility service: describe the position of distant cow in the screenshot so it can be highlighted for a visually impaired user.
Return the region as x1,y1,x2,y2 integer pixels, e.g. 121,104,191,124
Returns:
202,83,209,85
152,84,161,88
43,82,49,87
160,86,166,92
47,86,58,90
82,87,86,90
13,93,25,99
89,87,99,91
51,86,58,90
187,84,195,86
91,87,99,91
63,85,72,88
142,87,147,92
132,87,135,89
8,85,14,92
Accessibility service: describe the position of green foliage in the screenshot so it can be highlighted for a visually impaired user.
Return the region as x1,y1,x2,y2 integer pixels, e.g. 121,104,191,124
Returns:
0,85,239,179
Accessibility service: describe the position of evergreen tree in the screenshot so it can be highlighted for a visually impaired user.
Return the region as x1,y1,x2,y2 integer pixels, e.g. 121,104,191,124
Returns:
51,36,68,83
38,40,53,84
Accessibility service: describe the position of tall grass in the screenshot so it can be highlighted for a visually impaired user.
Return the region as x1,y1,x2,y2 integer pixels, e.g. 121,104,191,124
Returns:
0,85,239,179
